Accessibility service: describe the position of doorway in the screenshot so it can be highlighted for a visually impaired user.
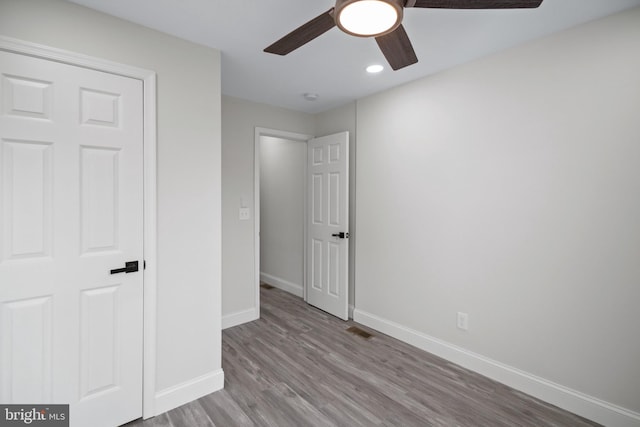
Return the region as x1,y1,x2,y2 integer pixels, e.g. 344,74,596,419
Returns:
259,135,307,298
254,128,350,320
254,128,311,314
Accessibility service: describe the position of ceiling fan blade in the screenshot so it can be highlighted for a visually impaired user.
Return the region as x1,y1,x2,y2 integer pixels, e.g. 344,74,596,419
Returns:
264,9,336,55
408,0,543,8
375,25,418,71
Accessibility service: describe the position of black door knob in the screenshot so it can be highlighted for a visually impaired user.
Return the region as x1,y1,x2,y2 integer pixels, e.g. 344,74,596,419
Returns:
110,261,139,274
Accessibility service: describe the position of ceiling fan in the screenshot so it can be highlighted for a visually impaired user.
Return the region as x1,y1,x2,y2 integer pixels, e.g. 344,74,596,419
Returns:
264,0,543,71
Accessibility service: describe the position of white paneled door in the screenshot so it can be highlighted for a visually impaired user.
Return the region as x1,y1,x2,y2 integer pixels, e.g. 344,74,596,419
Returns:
0,51,144,426
306,132,349,320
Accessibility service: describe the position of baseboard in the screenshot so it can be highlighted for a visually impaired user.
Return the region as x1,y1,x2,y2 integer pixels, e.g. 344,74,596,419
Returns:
153,369,224,416
222,307,259,329
353,308,640,427
348,304,354,320
260,272,303,297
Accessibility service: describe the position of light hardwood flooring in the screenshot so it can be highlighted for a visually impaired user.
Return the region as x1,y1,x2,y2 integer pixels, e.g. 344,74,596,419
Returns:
127,287,600,427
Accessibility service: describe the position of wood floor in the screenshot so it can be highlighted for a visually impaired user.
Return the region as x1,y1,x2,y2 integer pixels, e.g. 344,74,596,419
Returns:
127,287,600,427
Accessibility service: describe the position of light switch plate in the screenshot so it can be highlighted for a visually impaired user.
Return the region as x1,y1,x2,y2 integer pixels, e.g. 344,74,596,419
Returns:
239,207,250,220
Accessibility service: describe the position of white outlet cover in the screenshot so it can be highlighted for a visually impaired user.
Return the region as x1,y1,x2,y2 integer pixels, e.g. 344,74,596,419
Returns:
457,312,469,331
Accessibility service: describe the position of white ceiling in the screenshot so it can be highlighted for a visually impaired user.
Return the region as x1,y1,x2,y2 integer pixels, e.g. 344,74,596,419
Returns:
67,0,640,113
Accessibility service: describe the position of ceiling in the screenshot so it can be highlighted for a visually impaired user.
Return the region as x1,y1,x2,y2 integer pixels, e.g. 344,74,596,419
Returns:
67,0,640,114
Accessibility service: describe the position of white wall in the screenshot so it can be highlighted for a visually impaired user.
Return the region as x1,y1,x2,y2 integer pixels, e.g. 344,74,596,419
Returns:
354,7,640,425
0,0,223,414
222,96,315,326
259,137,306,296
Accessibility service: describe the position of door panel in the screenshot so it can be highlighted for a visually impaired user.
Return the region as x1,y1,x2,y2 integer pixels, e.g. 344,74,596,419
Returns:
311,173,323,224
328,242,340,296
79,285,120,399
311,239,323,291
306,132,349,320
80,146,120,253
328,172,340,226
1,74,52,120
1,296,53,403
0,50,143,427
2,140,53,260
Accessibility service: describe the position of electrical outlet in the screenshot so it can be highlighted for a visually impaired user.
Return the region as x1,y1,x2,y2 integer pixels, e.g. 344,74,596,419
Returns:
239,207,250,220
457,312,469,331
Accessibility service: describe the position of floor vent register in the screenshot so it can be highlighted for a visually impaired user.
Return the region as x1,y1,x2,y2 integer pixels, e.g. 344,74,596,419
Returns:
346,326,373,339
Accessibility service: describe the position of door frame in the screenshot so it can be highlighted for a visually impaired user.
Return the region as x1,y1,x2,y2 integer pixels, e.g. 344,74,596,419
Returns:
254,127,312,314
0,36,159,419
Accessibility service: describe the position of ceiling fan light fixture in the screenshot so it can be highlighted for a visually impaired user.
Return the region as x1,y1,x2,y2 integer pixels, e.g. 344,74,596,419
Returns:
335,0,403,37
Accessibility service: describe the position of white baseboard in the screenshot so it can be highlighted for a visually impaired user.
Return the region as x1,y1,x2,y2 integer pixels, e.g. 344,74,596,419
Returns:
353,308,640,427
348,304,354,320
260,272,303,297
222,307,259,329
153,369,224,416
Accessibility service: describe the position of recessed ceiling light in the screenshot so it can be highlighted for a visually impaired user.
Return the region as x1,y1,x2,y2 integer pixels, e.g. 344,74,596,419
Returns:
303,93,319,101
366,64,384,73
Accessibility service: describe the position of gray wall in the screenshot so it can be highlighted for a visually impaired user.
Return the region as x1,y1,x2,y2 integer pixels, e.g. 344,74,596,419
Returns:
354,7,640,416
259,136,306,294
0,0,222,409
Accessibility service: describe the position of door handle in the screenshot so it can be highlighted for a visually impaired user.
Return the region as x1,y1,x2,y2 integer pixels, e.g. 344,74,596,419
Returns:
331,232,349,239
110,261,139,274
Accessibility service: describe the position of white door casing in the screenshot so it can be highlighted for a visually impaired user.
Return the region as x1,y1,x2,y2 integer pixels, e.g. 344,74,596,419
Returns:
306,132,349,320
0,50,144,426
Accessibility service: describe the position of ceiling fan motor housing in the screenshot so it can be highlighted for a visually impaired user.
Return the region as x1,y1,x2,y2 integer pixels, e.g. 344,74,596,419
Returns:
334,0,405,37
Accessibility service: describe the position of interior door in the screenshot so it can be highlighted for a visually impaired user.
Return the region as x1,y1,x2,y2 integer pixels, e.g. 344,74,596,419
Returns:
0,50,144,426
306,132,349,320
